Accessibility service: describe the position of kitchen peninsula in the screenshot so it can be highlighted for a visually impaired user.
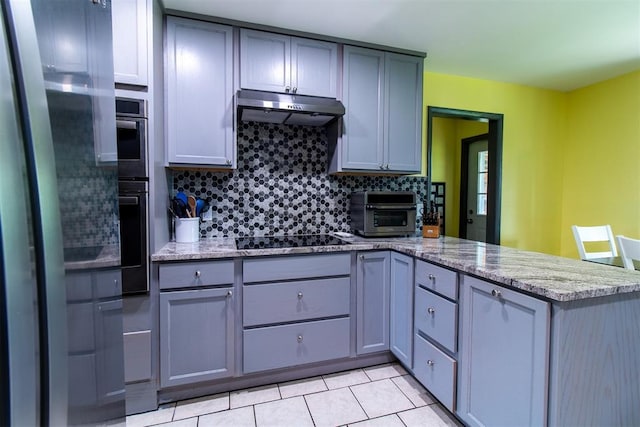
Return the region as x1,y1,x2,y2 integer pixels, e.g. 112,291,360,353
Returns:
149,235,640,426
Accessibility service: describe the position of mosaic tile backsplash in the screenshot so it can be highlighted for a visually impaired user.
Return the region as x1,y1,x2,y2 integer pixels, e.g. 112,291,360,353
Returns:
49,93,120,249
173,122,429,238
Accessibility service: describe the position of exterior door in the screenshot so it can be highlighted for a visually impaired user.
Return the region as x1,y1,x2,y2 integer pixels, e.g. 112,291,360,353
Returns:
462,136,488,242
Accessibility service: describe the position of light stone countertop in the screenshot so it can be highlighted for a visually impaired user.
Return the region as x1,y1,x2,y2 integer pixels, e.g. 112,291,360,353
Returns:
151,235,640,302
65,244,120,271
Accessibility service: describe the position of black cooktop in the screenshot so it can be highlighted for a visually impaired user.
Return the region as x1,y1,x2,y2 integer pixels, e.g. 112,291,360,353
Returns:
235,234,348,250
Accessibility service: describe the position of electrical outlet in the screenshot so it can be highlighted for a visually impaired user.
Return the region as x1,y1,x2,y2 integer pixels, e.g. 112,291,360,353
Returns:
203,209,213,221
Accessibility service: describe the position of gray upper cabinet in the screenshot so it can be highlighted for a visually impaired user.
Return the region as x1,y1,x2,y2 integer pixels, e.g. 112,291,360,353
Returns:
457,275,549,427
356,251,390,354
112,0,148,86
160,287,235,388
165,17,235,167
332,46,423,174
389,252,414,368
384,53,423,172
340,46,385,171
240,29,337,97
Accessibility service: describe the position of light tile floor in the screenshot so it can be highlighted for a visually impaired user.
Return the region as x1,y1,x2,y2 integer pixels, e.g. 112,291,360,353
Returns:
126,363,463,427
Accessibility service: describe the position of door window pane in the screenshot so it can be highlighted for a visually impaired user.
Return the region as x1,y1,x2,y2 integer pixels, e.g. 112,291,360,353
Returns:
477,150,488,215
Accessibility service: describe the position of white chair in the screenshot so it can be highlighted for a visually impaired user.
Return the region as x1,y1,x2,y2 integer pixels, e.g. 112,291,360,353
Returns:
616,235,640,270
571,224,618,260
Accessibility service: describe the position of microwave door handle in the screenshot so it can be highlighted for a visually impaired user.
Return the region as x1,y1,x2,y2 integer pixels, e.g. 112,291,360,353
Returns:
116,120,137,130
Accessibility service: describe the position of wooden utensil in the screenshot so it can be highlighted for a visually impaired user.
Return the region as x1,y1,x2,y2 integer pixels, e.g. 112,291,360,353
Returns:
188,195,197,218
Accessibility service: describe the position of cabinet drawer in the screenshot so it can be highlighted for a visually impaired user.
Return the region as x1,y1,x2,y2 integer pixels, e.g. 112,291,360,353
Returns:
413,333,456,412
243,253,350,283
243,317,350,373
414,286,457,353
244,277,350,326
159,260,234,289
415,260,458,301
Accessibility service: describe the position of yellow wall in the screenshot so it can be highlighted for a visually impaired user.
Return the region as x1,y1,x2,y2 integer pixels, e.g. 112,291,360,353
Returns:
424,70,640,257
559,71,640,257
424,72,568,254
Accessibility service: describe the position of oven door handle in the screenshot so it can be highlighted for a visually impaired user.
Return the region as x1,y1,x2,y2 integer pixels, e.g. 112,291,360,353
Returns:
366,204,416,210
116,119,138,130
119,196,139,206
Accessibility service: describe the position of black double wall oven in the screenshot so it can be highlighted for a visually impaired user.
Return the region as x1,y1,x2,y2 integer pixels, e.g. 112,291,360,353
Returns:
117,97,148,294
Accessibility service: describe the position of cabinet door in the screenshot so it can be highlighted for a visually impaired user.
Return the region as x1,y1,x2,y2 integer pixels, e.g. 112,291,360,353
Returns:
112,0,148,85
291,37,337,97
390,252,414,368
458,276,549,427
33,0,89,74
384,53,423,172
95,299,125,405
166,18,234,167
356,251,390,354
160,287,234,387
240,29,290,93
341,46,385,171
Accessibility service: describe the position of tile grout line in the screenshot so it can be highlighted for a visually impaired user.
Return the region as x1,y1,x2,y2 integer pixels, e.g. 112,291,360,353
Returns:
347,382,372,421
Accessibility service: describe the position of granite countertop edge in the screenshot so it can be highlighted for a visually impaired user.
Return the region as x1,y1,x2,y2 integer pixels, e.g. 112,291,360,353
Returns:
151,236,640,302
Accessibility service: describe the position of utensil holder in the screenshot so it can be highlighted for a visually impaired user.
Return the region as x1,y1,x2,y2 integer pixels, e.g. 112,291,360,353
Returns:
175,217,200,243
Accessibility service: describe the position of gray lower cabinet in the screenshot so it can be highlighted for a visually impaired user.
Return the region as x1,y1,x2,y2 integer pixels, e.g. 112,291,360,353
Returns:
66,269,124,414
242,253,352,374
412,261,458,413
457,275,549,427
159,287,234,388
244,317,350,373
389,252,414,368
356,251,390,354
165,17,235,167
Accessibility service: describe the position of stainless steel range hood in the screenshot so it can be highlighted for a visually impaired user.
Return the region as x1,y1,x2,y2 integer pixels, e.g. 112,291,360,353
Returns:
237,90,345,126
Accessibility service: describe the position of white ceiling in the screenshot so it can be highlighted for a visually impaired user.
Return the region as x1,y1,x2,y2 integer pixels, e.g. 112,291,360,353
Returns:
161,0,640,92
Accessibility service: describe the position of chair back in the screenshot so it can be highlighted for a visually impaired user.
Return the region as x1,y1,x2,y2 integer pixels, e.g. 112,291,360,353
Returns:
571,224,618,260
616,235,640,270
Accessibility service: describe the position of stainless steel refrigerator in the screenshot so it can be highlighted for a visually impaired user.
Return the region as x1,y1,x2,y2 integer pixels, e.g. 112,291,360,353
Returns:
0,0,125,425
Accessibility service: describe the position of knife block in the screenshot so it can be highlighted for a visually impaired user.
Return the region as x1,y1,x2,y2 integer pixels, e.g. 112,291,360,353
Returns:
422,225,440,238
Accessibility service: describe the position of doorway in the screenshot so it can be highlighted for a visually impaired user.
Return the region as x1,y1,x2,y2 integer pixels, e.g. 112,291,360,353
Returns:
460,134,488,242
426,107,503,244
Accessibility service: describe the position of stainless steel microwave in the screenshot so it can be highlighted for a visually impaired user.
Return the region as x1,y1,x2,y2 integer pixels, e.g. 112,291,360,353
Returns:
350,191,417,237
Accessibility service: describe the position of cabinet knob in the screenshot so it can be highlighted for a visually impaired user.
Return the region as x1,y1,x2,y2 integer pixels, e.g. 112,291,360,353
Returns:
428,273,435,282
293,87,298,93
427,359,434,367
297,291,303,299
225,159,232,166
195,270,201,278
297,335,303,343
359,255,365,260
285,86,291,93
226,290,233,297
385,164,390,170
379,164,384,170
427,307,435,315
491,289,502,298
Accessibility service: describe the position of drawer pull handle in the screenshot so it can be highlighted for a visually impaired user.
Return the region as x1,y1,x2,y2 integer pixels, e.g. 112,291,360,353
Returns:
427,360,434,367
428,274,435,282
491,289,502,298
427,307,435,315
297,291,303,299
226,290,233,298
297,335,303,343
195,270,201,278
